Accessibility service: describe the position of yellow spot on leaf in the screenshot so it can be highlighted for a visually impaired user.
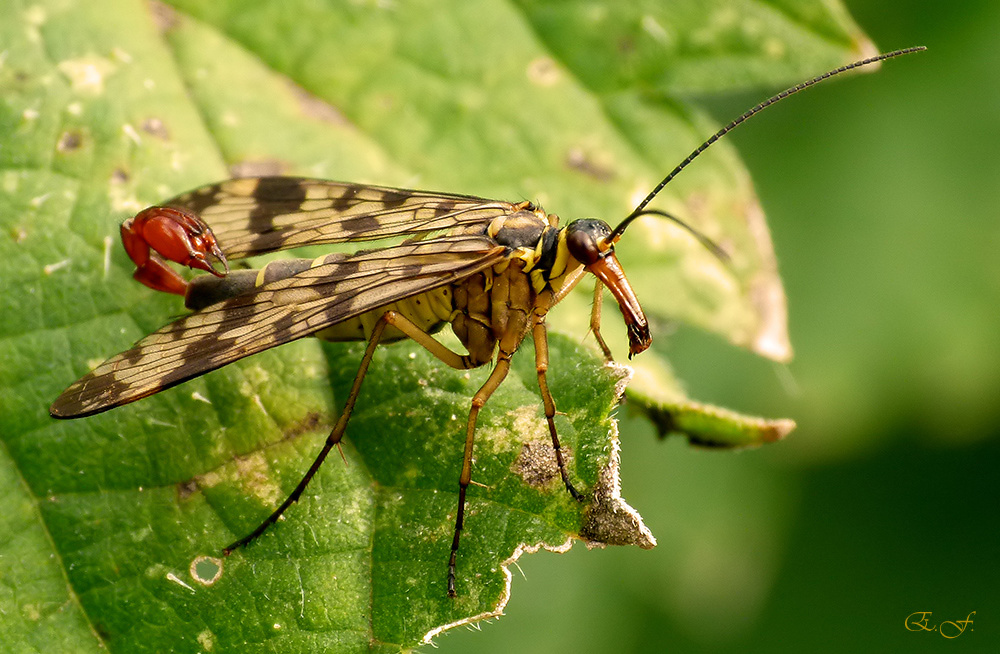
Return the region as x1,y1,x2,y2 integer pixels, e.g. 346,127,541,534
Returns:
57,55,116,94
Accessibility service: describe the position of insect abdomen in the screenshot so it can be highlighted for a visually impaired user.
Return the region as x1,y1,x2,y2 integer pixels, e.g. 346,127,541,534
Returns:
184,255,456,344
315,289,454,343
184,258,322,311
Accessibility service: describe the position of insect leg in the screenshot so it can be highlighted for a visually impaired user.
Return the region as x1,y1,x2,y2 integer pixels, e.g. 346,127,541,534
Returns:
223,313,396,554
224,310,481,556
338,312,492,596
531,315,584,502
589,279,614,361
449,353,513,597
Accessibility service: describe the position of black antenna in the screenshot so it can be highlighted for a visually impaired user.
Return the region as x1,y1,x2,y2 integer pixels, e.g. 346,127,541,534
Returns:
609,46,926,241
630,208,730,263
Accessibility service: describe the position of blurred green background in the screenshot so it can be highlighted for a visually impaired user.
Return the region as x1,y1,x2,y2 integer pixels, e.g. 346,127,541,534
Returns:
436,1,1000,652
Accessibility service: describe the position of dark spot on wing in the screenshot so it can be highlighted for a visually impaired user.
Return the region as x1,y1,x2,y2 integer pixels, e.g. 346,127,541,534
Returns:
178,335,213,370
332,184,362,211
248,177,308,235
328,257,361,278
123,346,144,366
176,186,221,215
270,312,303,340
379,189,409,208
432,202,458,217
341,213,381,234
253,177,309,202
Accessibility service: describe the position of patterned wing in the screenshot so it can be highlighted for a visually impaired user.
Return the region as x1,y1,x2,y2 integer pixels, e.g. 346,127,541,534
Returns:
165,177,520,260
50,235,507,418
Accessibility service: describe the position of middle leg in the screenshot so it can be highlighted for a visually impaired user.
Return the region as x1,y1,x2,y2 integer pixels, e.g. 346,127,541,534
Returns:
224,310,481,555
531,317,584,501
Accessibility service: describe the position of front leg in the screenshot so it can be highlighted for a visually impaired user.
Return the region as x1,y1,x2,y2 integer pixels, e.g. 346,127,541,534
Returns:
589,279,615,361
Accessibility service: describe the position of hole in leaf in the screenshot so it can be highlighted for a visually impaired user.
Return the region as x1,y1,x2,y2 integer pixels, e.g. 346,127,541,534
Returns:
189,556,223,585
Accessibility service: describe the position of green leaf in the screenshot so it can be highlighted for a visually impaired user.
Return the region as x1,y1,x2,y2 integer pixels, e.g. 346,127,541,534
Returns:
0,0,871,650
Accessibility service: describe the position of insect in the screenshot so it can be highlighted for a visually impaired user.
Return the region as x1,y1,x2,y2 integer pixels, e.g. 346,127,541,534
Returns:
50,48,923,596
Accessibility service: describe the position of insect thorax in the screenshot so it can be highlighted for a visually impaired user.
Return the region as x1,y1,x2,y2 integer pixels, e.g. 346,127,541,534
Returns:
447,208,584,365
486,206,585,290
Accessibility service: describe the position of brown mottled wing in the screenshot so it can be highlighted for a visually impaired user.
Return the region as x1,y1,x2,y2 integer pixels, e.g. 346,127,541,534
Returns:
166,177,518,260
50,235,506,418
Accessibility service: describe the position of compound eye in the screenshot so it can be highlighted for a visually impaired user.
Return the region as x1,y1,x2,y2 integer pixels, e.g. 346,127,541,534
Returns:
566,220,610,265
